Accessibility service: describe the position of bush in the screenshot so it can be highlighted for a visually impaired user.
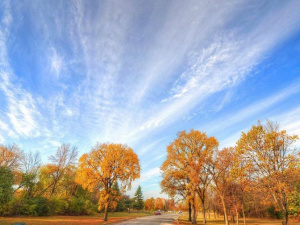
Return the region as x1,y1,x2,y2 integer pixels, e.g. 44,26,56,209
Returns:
49,198,69,215
68,197,95,215
266,205,283,219
12,196,50,216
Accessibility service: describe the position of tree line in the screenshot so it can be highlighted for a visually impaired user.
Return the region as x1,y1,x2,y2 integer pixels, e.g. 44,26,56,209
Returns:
160,120,300,225
1,120,299,224
0,143,145,221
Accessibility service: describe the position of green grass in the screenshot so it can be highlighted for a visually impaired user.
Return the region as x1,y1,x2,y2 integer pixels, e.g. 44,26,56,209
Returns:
0,212,153,225
178,213,300,225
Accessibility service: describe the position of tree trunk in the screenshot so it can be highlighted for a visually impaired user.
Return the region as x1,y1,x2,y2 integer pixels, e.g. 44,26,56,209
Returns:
192,203,197,224
235,206,239,225
232,214,235,223
208,209,210,219
220,196,229,225
242,205,246,225
189,202,192,222
104,203,109,221
283,208,288,225
201,198,206,224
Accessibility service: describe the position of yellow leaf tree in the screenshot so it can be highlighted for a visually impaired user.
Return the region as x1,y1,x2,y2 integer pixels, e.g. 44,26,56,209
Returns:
161,129,218,224
155,198,165,210
210,147,236,225
145,197,155,211
0,144,23,170
236,121,299,225
75,143,140,221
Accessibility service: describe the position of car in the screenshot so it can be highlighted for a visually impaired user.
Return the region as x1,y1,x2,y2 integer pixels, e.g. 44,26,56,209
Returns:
155,211,162,215
179,211,182,213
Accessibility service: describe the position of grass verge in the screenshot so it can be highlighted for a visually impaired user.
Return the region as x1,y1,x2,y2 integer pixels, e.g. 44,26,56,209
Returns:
178,214,300,225
0,212,152,225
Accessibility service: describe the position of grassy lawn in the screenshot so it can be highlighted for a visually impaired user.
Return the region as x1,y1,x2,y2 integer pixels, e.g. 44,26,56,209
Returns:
178,214,300,225
0,212,152,225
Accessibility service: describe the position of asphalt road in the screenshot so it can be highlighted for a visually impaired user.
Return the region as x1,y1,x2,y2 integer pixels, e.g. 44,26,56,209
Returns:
114,213,180,225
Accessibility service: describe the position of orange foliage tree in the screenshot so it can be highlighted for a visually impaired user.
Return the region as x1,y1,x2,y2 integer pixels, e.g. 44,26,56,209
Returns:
75,143,140,221
155,198,165,210
145,197,155,211
0,144,23,170
236,121,299,225
161,129,218,224
210,147,236,225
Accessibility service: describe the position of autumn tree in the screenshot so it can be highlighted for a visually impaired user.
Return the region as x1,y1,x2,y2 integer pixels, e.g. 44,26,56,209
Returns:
210,147,236,225
236,121,299,225
161,129,218,224
155,198,165,210
166,199,175,211
38,143,78,197
161,161,191,219
16,151,41,197
145,197,155,211
75,143,140,221
0,144,23,170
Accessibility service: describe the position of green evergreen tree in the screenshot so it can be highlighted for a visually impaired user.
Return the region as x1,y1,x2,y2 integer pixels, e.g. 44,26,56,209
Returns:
133,185,144,210
112,181,121,195
112,181,123,211
0,166,14,205
0,166,14,215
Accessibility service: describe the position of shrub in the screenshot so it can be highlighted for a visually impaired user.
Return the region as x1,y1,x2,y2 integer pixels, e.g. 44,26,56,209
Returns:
12,196,50,216
49,198,68,215
266,205,283,219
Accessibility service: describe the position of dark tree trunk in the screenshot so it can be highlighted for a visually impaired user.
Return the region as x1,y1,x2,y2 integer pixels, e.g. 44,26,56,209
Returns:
104,203,109,221
189,202,192,221
283,209,288,225
201,198,206,224
192,203,197,224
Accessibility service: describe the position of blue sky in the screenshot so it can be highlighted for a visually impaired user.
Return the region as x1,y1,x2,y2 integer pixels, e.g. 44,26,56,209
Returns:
1,0,300,198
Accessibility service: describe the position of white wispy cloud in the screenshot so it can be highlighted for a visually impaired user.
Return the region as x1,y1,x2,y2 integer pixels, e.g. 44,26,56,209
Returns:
207,80,300,135
24,0,300,152
0,6,42,140
126,167,161,196
142,153,167,169
49,48,64,78
219,105,300,150
137,137,167,156
0,74,41,137
140,0,300,134
272,106,300,140
1,0,300,199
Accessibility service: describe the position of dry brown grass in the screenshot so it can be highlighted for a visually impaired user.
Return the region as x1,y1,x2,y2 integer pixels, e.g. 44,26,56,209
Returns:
178,213,300,225
0,212,151,225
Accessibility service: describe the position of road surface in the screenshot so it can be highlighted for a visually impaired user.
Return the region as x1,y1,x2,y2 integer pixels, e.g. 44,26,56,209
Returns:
114,213,180,225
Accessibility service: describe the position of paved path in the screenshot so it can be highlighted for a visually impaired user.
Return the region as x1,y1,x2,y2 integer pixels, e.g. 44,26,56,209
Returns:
114,213,180,225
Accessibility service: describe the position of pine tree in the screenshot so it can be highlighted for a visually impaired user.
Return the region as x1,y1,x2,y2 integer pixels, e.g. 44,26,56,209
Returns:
111,181,122,211
112,181,121,195
133,185,144,210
